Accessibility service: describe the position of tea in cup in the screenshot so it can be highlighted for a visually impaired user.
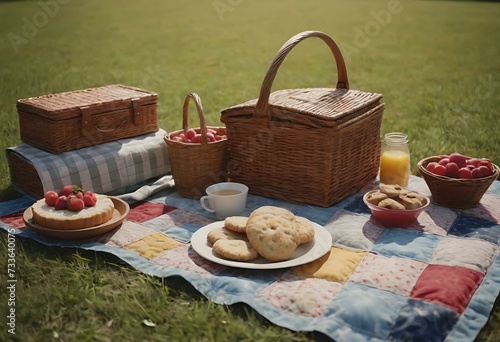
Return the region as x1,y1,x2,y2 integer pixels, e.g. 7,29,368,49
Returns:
200,182,248,219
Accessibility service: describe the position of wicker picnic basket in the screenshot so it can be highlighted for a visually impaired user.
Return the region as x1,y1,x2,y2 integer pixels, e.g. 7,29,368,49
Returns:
164,93,228,198
417,156,499,209
17,84,158,154
220,30,385,207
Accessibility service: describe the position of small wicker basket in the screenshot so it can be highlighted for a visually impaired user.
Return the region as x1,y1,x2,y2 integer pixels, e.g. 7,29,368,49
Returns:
164,93,228,198
417,156,499,209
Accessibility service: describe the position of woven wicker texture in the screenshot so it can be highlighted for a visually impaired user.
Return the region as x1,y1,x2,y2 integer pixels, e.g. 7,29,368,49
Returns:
221,31,384,207
17,84,158,154
417,156,499,209
164,93,228,199
7,152,44,198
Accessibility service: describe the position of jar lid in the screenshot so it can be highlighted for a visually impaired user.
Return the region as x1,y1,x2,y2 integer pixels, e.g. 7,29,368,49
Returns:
384,132,408,144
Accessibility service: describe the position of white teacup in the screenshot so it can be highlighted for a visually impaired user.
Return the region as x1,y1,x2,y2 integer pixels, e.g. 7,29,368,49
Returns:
200,182,248,219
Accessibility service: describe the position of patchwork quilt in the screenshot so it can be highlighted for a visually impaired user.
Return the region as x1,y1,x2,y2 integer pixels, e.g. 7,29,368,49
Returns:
1,175,499,342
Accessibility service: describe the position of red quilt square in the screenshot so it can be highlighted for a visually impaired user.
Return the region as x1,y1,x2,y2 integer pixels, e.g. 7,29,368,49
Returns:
127,202,176,223
410,264,483,314
0,213,26,229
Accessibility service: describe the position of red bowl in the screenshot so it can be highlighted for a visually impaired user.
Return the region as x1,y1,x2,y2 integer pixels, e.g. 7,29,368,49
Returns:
363,190,430,228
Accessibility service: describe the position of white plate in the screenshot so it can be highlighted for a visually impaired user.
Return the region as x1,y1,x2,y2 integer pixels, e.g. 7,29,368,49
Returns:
190,220,332,269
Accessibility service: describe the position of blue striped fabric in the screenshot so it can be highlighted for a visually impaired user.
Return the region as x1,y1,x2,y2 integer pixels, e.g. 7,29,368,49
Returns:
7,129,170,195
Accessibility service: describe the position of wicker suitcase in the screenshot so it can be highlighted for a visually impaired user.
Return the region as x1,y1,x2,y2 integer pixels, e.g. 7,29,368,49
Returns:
220,31,385,207
17,84,158,154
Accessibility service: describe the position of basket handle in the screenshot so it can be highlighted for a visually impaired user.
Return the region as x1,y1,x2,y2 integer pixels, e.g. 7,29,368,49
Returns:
182,92,208,145
254,30,349,119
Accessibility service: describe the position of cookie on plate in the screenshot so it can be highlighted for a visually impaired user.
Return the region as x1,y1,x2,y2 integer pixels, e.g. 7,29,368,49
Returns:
246,207,300,262
212,239,259,261
249,206,295,220
295,216,315,244
207,227,247,245
224,216,248,233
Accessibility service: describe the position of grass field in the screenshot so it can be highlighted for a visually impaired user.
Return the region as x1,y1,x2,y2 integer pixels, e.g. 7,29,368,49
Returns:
0,0,499,341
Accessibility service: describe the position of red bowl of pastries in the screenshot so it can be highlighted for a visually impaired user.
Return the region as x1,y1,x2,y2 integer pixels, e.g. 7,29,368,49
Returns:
363,185,430,228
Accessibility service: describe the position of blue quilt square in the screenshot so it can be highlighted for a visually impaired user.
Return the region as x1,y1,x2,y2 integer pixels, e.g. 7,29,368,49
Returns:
207,268,288,303
371,229,441,262
324,282,407,340
388,298,459,342
157,223,203,243
448,215,500,245
343,195,371,215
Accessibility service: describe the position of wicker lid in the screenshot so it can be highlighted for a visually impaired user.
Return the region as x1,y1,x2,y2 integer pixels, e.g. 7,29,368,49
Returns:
221,87,382,127
221,30,383,128
17,84,158,120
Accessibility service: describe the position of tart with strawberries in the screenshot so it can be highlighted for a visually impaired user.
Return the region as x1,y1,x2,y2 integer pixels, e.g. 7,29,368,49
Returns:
31,185,115,230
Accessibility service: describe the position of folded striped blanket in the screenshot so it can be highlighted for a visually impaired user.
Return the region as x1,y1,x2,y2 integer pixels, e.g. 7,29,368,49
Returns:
7,129,170,196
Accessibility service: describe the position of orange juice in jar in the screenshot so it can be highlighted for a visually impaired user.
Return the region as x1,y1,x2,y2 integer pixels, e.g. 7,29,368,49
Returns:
379,132,410,187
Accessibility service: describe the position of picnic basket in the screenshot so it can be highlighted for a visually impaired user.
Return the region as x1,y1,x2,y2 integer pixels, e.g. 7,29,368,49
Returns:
417,156,499,209
220,30,385,207
17,84,158,154
163,93,228,198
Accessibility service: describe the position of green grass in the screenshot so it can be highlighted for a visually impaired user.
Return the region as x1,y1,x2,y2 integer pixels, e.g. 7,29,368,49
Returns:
0,0,499,340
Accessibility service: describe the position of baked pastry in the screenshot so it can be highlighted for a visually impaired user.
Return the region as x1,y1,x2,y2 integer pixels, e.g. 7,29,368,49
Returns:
205,206,319,263
378,198,406,210
295,216,315,244
212,239,259,261
246,206,301,262
366,184,427,210
32,194,115,230
365,191,388,205
207,227,248,245
224,216,248,233
379,183,407,198
398,192,426,209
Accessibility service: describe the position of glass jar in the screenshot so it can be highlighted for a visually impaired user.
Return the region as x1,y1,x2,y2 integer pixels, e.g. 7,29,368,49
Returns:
379,132,410,187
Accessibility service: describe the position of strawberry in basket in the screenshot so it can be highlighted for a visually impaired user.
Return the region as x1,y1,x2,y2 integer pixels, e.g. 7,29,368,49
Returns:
425,152,496,179
170,127,226,143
